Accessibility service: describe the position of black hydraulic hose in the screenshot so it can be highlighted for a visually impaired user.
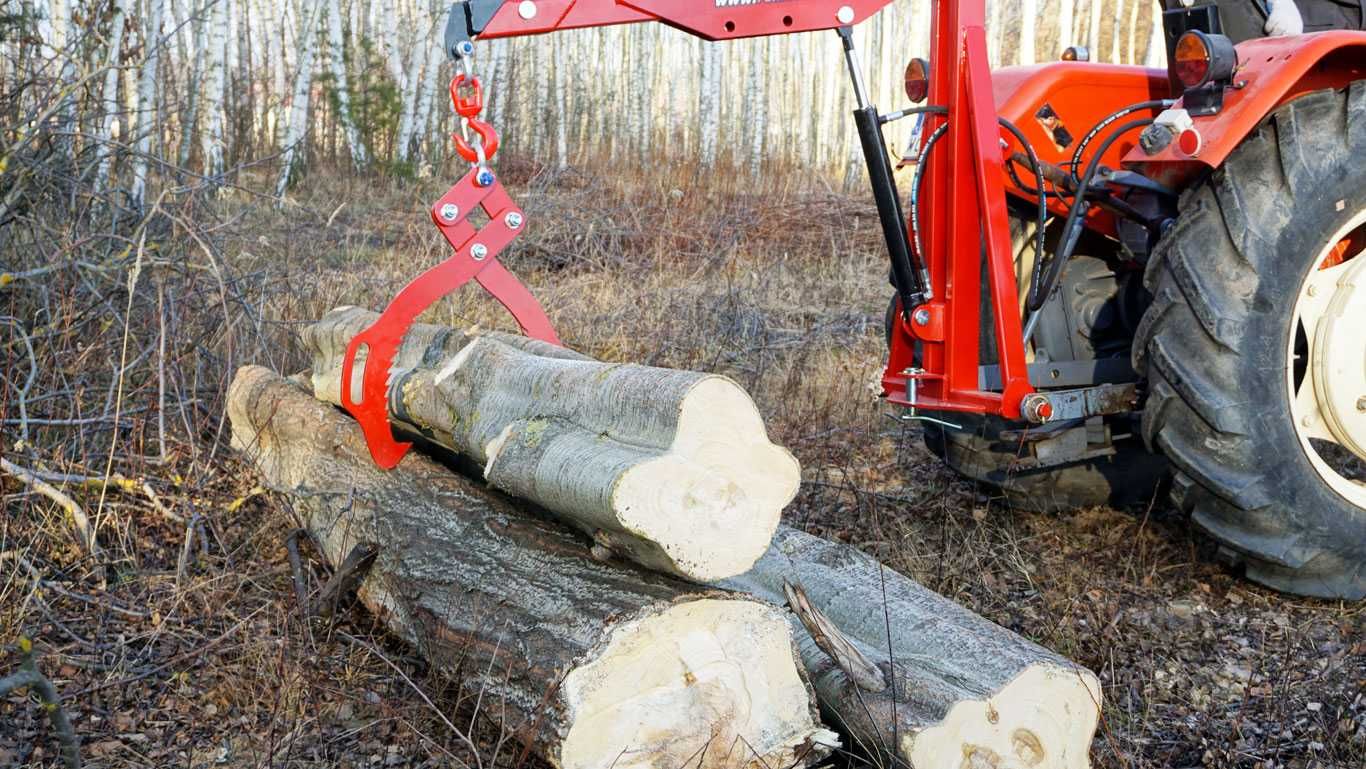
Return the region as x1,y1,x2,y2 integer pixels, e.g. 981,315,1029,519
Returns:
1068,100,1173,184
908,122,949,272
996,116,1047,294
904,113,1048,301
881,104,948,125
1028,117,1154,312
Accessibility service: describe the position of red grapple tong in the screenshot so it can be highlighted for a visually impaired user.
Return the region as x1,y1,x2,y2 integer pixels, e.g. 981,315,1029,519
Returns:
339,167,560,469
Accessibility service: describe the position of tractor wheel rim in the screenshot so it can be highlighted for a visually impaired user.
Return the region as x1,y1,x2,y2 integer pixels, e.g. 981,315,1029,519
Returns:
1288,209,1366,509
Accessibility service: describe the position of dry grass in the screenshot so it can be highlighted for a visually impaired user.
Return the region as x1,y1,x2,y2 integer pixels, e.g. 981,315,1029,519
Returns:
2,162,1363,769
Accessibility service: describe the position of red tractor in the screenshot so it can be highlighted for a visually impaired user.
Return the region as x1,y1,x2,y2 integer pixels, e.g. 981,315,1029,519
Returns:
342,1,1366,599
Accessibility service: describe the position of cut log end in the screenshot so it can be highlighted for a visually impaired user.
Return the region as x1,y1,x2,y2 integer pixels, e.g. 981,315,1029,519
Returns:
609,377,799,581
562,598,835,769
903,664,1102,769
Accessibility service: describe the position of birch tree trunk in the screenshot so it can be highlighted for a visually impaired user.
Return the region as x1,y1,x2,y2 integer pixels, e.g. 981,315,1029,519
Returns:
1019,0,1037,64
633,26,650,156
130,0,165,210
1110,0,1126,63
396,14,438,164
324,0,367,168
266,0,287,143
554,32,568,169
93,0,128,194
1144,0,1166,67
1058,0,1076,51
488,36,508,128
224,0,238,128
1087,0,1103,58
302,307,800,582
175,0,202,168
988,0,1004,68
698,41,720,169
49,0,76,160
227,366,836,769
379,0,405,87
745,39,764,178
1125,0,1141,62
274,0,319,200
199,0,227,179
407,8,445,169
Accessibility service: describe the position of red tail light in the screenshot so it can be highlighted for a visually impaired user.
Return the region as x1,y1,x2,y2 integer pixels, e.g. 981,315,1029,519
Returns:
1173,31,1237,89
904,58,929,103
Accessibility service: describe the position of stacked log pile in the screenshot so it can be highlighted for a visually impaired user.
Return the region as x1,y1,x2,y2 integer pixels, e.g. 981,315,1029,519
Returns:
226,307,1104,769
229,367,834,769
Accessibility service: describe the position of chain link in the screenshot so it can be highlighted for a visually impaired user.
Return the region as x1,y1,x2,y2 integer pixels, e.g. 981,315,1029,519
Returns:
450,47,495,184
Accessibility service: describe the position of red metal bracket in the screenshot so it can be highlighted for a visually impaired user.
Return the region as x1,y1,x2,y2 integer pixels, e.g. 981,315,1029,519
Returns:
340,167,559,469
883,0,1034,419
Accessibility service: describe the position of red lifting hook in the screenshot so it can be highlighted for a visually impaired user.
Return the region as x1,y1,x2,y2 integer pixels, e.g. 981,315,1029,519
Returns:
454,118,500,164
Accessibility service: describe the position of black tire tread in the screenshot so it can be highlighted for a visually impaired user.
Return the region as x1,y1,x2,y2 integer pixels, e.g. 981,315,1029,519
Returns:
1133,84,1366,599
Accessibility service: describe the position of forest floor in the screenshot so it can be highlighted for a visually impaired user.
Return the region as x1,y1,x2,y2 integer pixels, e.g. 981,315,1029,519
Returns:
2,165,1363,769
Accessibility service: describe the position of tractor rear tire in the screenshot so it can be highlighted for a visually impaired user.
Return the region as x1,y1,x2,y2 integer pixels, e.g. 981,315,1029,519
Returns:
1133,84,1366,599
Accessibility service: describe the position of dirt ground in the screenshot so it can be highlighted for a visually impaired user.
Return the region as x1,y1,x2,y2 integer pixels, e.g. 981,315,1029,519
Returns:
2,167,1363,769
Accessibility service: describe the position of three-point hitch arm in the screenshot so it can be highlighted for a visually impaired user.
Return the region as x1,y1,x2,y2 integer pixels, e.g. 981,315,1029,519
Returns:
437,0,1046,426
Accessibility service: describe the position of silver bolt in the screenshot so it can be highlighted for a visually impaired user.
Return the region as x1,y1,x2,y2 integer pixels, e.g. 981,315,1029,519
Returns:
439,203,459,221
518,0,537,19
912,308,931,326
1307,284,1318,297
470,243,489,261
504,212,523,229
1357,396,1366,413
1022,393,1053,424
836,5,855,24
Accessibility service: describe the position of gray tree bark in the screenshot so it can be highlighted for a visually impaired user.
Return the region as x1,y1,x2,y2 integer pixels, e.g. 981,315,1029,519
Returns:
723,526,1104,769
227,365,834,769
301,306,798,583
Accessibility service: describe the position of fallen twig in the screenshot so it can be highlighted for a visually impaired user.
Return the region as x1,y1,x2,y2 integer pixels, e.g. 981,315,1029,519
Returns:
310,541,379,621
2,458,99,557
0,639,81,769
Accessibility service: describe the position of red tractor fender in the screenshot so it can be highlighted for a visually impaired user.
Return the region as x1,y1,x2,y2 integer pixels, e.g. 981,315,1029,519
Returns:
1123,31,1366,189
990,61,1171,236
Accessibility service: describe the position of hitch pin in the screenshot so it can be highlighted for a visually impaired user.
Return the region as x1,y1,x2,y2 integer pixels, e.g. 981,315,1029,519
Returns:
889,368,961,430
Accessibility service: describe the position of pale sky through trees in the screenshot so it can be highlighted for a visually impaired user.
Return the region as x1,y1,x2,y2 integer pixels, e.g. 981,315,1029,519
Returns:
2,0,1165,199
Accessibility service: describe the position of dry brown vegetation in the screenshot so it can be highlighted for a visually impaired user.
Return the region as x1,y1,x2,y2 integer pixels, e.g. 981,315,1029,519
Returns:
2,163,1364,769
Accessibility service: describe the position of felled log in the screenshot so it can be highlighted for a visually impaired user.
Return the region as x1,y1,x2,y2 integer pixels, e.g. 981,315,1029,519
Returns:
724,527,1103,769
227,366,834,769
302,306,797,582
301,313,1103,769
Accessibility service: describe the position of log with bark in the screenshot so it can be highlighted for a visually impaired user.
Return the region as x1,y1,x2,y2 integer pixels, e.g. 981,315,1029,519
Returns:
301,306,799,582
302,312,1105,769
227,366,835,769
724,527,1103,769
